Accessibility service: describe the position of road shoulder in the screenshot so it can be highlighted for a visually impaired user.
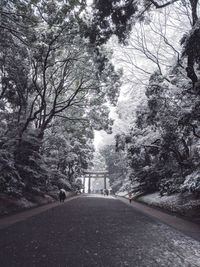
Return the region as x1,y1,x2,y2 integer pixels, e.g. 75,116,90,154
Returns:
117,196,200,241
0,195,80,230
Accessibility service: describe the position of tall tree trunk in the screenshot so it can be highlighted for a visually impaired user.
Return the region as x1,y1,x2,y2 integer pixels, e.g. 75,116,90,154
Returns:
190,0,198,25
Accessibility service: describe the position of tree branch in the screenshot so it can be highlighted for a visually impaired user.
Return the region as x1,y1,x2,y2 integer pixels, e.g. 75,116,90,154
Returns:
54,115,88,122
189,123,200,138
149,0,179,8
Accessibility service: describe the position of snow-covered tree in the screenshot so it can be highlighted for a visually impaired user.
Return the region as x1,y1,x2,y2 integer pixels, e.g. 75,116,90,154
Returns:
0,0,121,196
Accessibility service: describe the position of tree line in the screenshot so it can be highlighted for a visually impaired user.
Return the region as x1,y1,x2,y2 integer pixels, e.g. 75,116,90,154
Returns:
96,0,200,196
0,0,120,197
1,0,200,198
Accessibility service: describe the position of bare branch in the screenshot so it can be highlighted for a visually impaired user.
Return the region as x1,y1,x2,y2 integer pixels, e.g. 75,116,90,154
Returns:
54,115,89,122
149,0,179,8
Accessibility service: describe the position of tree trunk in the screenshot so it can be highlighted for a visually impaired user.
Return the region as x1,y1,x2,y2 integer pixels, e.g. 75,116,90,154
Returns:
189,0,198,25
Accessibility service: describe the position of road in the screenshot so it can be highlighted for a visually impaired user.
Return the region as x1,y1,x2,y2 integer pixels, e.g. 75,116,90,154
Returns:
0,194,200,267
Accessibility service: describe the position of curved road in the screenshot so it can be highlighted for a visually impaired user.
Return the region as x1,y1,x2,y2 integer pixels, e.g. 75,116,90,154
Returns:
0,194,200,267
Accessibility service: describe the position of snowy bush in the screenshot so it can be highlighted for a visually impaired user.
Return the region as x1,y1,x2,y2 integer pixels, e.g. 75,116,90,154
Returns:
51,171,72,191
0,149,23,196
181,171,200,194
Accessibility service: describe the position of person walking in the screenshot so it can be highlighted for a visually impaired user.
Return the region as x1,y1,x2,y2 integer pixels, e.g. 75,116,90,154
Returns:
59,189,66,202
128,192,132,203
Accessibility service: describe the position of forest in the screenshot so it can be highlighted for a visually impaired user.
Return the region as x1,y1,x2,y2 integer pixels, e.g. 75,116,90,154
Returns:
0,0,121,200
1,0,200,204
95,0,200,199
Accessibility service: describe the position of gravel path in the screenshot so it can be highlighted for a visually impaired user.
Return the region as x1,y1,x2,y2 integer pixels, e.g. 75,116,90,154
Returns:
0,194,200,267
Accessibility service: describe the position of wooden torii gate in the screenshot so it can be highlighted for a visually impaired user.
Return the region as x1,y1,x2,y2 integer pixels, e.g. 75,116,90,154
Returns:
83,171,109,193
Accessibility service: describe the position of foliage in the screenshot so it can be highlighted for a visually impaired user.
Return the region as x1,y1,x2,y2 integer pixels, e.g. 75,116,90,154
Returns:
87,0,193,45
0,0,121,197
2,0,200,201
181,170,200,195
99,144,127,192
0,149,23,196
94,0,200,199
111,62,200,195
85,0,138,44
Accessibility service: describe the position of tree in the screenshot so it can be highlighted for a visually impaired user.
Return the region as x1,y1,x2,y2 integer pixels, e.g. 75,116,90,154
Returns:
0,0,121,195
99,144,128,192
91,0,200,85
88,0,196,44
111,3,192,89
85,0,138,44
113,64,200,195
88,0,200,197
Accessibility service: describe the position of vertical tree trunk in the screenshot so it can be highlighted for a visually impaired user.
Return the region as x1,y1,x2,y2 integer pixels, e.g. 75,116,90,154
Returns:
190,0,198,25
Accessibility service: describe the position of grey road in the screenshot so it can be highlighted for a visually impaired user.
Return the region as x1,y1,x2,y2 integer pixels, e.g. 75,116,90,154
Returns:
0,195,200,267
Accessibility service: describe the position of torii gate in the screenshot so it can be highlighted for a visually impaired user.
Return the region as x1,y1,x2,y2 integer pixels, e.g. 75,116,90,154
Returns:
83,171,109,193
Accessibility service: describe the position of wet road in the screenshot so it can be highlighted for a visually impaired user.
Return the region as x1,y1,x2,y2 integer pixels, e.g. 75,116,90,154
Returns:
0,194,200,267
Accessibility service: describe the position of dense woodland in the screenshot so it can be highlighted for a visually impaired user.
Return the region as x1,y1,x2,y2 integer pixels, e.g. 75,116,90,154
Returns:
96,0,200,197
0,0,121,197
1,0,200,199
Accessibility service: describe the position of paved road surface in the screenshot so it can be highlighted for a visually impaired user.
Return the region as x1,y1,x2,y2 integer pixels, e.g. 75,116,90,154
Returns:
0,194,200,267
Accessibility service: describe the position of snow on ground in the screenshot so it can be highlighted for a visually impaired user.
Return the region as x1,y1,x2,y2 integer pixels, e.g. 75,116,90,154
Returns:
16,198,37,209
0,192,57,217
117,190,200,221
139,193,180,210
116,191,129,197
115,195,200,266
143,222,200,266
138,192,200,218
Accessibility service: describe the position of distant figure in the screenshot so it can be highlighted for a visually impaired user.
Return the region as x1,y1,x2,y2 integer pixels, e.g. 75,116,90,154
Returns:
103,189,109,196
59,189,66,202
100,189,103,195
76,189,81,195
128,192,132,203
